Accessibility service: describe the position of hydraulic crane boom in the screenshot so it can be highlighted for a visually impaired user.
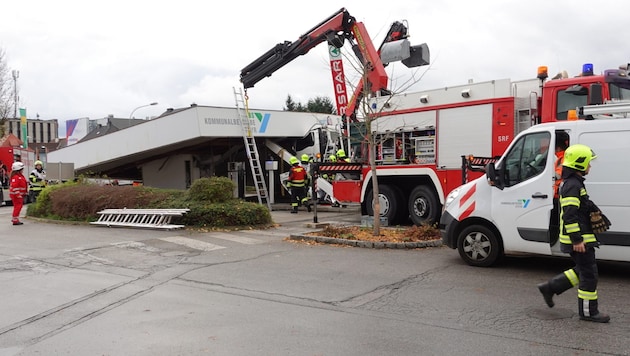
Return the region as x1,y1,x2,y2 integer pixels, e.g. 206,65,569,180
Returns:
240,8,386,92
239,8,429,120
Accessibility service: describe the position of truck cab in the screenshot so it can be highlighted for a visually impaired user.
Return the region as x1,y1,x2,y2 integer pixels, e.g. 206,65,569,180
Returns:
539,64,630,122
440,114,630,266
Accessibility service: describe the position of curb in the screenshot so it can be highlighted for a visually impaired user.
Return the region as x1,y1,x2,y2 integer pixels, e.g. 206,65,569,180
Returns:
288,232,443,249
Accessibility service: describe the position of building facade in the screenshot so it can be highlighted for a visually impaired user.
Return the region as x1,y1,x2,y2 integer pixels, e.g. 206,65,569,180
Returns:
5,118,59,145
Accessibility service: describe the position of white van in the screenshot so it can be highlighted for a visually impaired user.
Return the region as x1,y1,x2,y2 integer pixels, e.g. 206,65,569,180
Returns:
440,117,630,266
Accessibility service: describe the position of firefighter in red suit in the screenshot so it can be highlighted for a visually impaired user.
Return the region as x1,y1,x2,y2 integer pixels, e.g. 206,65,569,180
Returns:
287,156,310,214
9,162,27,225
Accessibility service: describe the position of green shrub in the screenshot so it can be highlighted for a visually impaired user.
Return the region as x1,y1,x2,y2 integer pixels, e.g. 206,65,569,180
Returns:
177,200,271,227
26,180,272,228
187,177,235,203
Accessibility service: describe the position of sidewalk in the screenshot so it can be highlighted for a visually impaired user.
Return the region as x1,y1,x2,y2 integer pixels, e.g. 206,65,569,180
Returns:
270,203,362,228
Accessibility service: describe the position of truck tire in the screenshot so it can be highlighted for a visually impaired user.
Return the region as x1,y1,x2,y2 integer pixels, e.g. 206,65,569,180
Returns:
457,225,503,267
408,186,440,226
365,184,401,225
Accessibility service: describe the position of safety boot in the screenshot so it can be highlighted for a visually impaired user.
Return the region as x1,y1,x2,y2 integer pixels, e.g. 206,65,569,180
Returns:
537,283,555,308
291,206,298,214
580,313,610,323
537,272,575,308
579,298,609,323
307,204,312,212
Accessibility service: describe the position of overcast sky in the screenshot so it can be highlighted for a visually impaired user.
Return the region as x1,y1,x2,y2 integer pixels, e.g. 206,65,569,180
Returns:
2,0,627,135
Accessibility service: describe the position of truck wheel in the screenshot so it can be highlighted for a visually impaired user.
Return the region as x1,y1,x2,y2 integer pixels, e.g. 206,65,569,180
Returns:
408,186,440,226
365,185,401,225
457,225,502,267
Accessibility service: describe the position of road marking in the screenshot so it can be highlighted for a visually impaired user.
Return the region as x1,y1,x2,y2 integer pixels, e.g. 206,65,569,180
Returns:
210,232,263,245
159,236,226,251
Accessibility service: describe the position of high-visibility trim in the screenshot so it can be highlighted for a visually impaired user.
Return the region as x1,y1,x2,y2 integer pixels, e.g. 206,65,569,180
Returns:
564,269,579,286
565,223,580,233
559,233,596,245
582,234,596,243
560,196,580,207
578,289,598,300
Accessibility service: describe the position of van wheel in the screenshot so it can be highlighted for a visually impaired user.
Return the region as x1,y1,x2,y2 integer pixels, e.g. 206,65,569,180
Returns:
365,185,400,225
457,225,502,267
408,186,440,226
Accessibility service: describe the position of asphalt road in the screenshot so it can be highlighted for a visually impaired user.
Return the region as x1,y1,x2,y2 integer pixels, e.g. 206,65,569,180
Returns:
1,205,629,356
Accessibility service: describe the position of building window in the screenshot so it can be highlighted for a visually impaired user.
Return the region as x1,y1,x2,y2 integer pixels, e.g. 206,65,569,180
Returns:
31,122,36,142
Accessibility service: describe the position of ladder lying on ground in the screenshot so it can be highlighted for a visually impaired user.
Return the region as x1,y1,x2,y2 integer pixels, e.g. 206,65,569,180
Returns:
91,208,190,230
233,87,272,211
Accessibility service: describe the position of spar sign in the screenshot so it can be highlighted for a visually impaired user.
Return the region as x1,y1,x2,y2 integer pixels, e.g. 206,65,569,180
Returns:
328,45,348,116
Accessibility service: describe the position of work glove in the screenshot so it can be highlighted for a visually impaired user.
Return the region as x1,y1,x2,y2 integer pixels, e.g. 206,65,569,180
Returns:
286,182,292,188
590,211,612,233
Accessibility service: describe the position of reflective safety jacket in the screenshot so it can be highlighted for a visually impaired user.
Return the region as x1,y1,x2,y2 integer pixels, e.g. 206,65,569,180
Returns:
559,169,597,248
29,169,46,191
288,166,308,187
9,173,28,199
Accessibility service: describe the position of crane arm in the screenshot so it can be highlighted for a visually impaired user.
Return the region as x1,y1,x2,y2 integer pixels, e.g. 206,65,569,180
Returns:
239,7,388,97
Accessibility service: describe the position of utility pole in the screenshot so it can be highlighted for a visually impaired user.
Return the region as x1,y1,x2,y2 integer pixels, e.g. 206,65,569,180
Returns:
12,69,19,118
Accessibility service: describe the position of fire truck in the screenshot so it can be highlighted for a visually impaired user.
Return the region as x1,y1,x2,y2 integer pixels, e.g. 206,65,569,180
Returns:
240,8,630,225
0,146,36,206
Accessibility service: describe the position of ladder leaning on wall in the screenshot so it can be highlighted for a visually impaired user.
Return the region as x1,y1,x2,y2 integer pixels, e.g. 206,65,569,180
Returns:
233,87,271,211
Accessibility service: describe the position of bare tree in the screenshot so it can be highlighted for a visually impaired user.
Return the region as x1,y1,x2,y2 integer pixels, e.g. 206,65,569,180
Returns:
344,51,431,236
0,48,14,137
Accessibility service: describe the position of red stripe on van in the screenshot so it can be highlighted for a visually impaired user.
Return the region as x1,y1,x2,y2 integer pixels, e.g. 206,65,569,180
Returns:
459,184,476,208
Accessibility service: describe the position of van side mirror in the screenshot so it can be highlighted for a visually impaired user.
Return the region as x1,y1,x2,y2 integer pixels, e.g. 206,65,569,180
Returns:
486,162,504,190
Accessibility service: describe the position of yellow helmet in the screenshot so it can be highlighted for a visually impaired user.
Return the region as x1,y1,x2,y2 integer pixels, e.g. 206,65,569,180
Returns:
35,160,43,166
336,149,346,158
301,154,309,162
329,155,337,162
562,144,597,172
289,156,299,165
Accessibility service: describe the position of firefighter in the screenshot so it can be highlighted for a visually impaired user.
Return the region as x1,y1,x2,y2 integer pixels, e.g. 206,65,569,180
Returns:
336,149,350,163
9,162,27,225
300,154,311,169
287,156,311,214
537,144,610,323
29,160,47,203
322,155,337,182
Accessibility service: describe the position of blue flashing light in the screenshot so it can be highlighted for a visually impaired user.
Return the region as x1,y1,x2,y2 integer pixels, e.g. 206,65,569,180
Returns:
582,63,594,76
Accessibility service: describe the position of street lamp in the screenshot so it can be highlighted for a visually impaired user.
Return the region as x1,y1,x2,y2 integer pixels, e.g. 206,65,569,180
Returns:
128,102,158,126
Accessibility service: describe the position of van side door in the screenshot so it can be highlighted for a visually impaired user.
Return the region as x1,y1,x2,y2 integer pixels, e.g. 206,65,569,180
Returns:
492,130,555,255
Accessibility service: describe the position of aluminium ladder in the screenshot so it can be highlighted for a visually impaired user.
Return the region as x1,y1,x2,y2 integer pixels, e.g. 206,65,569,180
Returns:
233,87,272,211
91,208,190,230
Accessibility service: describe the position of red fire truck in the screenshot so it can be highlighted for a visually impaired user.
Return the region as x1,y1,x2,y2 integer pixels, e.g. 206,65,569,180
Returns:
0,146,36,205
240,8,630,225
